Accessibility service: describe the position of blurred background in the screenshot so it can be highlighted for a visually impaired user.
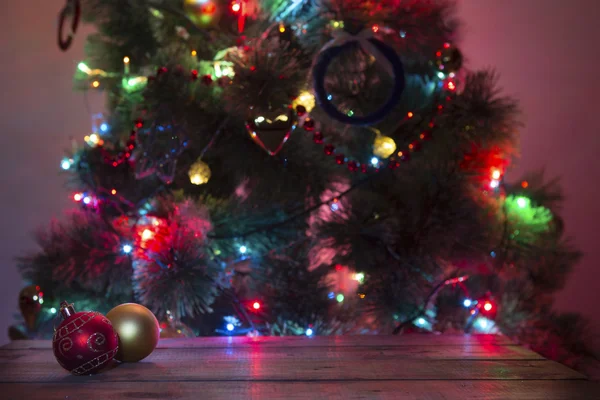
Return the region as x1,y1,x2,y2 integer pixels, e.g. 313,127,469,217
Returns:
0,0,598,349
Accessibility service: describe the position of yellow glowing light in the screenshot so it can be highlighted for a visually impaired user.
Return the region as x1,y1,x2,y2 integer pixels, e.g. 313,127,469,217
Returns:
141,229,154,241
373,135,397,158
492,169,501,180
407,112,414,118
92,80,100,88
358,293,366,299
152,219,160,226
274,114,288,122
279,23,286,33
111,189,117,195
188,159,211,185
293,91,316,113
254,116,266,124
397,151,404,157
123,56,130,64
191,50,197,56
89,133,100,144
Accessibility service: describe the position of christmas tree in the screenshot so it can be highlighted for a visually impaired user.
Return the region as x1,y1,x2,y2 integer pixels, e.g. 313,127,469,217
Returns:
13,0,590,367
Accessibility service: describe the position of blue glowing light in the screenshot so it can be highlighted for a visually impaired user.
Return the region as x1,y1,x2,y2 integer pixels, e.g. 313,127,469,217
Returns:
305,328,313,336
327,94,333,101
226,323,234,332
490,251,496,258
330,203,339,212
463,299,472,308
239,245,247,254
370,157,379,166
328,292,335,299
83,196,91,204
100,123,109,132
399,30,406,38
122,244,133,254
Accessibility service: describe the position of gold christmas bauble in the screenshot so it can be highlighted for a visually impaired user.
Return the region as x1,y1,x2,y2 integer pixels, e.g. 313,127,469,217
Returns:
106,303,159,362
188,158,211,185
19,284,42,330
373,135,397,159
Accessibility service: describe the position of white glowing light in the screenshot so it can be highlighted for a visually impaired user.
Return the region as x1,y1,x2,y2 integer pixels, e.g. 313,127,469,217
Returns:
226,323,234,332
61,159,72,170
122,244,133,254
305,328,313,336
239,246,247,254
120,321,138,338
371,157,379,166
141,229,154,241
463,299,472,308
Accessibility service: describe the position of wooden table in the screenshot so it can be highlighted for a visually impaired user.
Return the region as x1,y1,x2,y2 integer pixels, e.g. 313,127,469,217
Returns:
1,335,598,399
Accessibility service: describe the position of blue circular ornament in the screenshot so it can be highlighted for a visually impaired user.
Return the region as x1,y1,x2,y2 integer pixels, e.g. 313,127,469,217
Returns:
312,38,405,126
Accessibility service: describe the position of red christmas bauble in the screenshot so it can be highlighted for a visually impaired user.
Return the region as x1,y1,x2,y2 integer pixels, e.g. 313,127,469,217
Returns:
52,301,119,376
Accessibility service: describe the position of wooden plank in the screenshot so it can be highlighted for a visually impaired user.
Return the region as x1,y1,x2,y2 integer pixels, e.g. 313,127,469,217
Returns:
1,334,514,350
1,381,598,400
0,353,584,382
0,344,544,364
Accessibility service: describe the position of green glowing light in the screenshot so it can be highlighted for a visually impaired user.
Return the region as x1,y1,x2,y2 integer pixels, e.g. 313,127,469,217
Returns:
504,195,553,234
516,196,529,208
336,294,344,303
347,110,354,117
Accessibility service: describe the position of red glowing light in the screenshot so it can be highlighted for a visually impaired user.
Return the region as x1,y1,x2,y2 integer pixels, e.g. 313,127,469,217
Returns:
73,193,83,201
203,3,217,14
231,2,241,12
252,302,261,310
483,302,493,312
521,180,529,188
372,24,379,33
443,42,451,49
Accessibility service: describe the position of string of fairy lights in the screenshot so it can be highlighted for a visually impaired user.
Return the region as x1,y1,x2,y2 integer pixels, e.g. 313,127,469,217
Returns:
56,3,548,335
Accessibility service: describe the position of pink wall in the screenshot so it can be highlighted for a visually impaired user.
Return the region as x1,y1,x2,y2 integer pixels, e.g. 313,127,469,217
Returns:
0,0,597,347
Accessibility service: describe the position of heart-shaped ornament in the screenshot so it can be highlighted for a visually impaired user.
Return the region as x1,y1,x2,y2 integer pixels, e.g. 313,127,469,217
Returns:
246,108,297,156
